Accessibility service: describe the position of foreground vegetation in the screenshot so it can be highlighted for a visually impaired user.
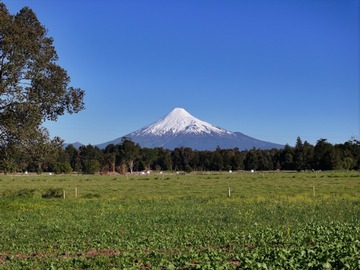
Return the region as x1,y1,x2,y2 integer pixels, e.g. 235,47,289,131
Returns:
0,171,359,269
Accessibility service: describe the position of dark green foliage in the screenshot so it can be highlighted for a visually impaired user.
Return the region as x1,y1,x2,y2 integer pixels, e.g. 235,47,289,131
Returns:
2,134,359,174
53,161,72,174
121,138,140,173
313,139,338,170
0,2,84,173
55,138,360,174
41,188,63,198
184,164,193,173
0,4,85,123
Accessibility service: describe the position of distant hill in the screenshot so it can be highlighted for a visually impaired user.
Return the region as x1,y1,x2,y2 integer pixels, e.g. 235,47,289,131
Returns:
95,108,283,150
63,142,84,148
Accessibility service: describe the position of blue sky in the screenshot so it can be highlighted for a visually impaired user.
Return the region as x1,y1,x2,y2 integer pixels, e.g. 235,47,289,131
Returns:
3,0,359,146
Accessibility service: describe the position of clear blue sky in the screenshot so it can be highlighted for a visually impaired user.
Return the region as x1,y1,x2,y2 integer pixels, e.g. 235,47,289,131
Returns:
3,0,359,146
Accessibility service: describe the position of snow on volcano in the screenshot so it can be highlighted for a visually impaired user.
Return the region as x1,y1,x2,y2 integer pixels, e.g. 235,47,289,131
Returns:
95,108,283,150
131,108,232,136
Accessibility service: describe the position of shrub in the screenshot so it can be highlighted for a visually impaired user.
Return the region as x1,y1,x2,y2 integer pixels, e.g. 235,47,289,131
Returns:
54,162,73,174
184,164,193,173
42,188,63,199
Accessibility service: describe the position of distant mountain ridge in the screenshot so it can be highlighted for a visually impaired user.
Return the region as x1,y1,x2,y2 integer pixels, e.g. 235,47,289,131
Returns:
95,108,283,150
63,142,84,148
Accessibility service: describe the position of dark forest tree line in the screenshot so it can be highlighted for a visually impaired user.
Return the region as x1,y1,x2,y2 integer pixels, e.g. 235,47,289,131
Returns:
1,137,359,174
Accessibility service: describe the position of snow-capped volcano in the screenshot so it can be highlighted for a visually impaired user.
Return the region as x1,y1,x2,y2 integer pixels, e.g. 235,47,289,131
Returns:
96,108,284,150
132,108,232,136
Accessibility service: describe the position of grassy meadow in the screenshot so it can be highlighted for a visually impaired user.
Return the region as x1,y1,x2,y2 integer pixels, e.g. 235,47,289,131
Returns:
0,171,359,269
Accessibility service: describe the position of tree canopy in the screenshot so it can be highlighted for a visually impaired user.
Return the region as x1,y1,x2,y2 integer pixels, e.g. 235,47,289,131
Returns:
0,3,84,171
61,138,360,174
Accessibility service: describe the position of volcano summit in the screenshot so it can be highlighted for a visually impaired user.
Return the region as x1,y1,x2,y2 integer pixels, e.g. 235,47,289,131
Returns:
97,108,283,150
130,108,232,137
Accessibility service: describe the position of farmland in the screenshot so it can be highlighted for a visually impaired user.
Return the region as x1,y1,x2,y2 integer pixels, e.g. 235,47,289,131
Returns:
0,171,359,269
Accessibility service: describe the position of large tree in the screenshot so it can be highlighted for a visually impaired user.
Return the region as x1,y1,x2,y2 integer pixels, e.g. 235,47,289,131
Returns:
120,138,140,173
0,3,84,171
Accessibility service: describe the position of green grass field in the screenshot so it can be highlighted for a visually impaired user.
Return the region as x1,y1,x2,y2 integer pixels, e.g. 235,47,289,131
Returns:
0,171,359,269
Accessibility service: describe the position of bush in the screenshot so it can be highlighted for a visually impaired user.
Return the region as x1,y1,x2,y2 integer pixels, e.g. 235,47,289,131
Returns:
184,164,193,173
42,188,63,199
83,160,100,174
54,162,73,174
